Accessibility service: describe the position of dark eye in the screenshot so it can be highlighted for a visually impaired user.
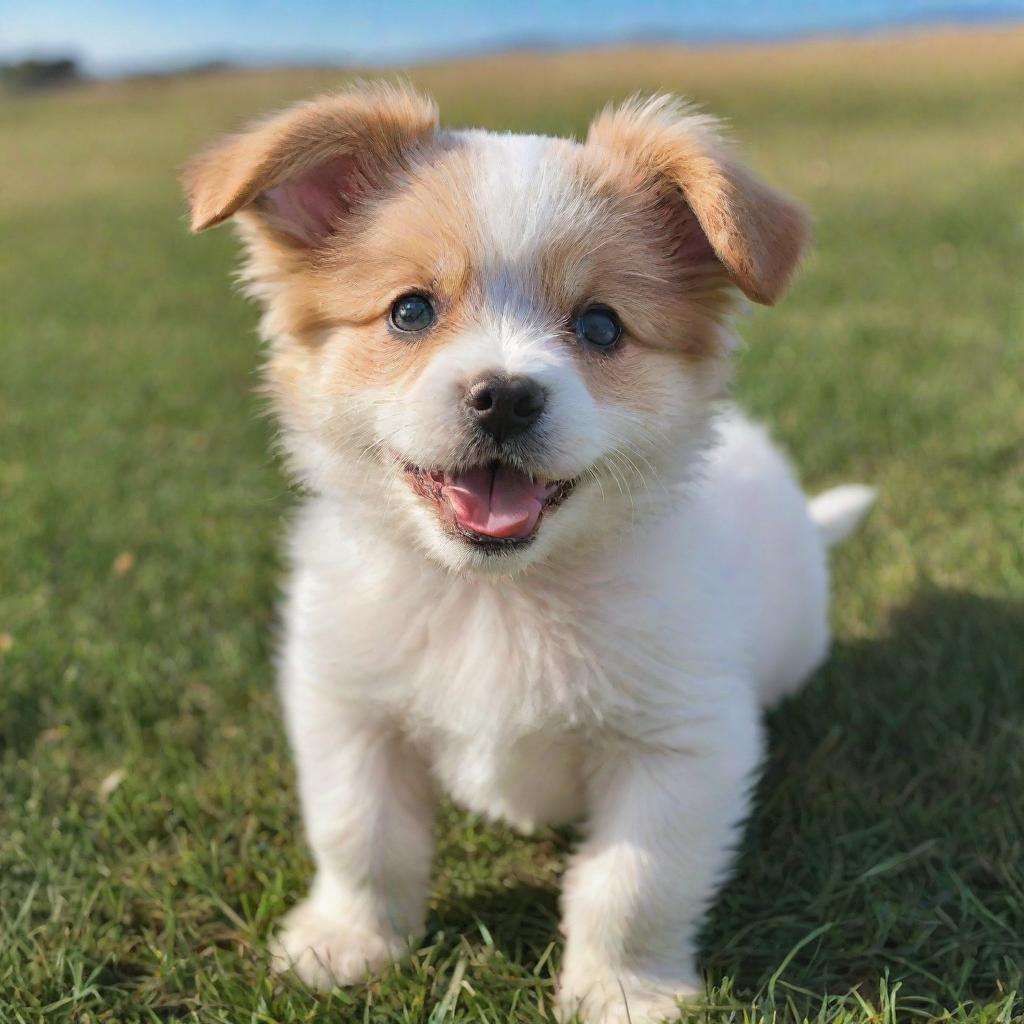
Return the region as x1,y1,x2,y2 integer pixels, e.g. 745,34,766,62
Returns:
390,293,435,333
575,306,622,350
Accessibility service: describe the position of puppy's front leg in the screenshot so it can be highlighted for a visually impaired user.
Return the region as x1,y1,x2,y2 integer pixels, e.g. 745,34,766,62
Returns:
271,682,435,990
557,718,759,1024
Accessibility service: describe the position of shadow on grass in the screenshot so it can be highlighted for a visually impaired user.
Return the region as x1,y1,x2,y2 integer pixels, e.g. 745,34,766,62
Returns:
432,880,562,965
708,586,1024,1014
429,588,1023,1015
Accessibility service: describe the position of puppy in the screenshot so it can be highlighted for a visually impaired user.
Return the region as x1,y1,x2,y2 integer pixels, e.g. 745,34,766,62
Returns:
184,83,874,1024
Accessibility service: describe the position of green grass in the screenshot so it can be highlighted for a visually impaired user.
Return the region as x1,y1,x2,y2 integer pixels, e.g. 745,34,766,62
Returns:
2,28,1023,1024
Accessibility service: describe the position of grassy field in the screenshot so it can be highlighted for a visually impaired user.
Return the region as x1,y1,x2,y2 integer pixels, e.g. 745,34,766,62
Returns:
2,26,1023,1024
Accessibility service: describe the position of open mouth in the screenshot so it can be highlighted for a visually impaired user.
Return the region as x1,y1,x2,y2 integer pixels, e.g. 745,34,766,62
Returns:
405,461,576,550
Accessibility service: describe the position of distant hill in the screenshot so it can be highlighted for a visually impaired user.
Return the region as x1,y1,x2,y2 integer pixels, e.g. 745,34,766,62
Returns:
1,57,80,93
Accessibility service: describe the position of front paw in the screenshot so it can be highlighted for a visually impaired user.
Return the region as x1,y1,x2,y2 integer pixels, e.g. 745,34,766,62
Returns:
555,964,701,1024
269,899,406,990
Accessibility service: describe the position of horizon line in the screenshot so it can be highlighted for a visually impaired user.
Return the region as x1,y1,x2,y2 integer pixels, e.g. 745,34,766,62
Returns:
3,9,1023,78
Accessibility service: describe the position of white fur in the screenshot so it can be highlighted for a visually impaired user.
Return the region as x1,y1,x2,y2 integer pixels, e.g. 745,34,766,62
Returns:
258,129,874,1023
810,484,878,547
271,406,870,1022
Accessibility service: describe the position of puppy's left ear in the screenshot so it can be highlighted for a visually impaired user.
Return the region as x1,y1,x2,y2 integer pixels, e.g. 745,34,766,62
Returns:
587,95,810,305
183,81,438,246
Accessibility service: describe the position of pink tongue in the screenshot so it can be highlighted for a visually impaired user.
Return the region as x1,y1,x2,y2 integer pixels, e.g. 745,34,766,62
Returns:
443,465,555,540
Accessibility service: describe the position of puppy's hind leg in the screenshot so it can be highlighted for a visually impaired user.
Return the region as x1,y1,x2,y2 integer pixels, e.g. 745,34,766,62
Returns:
271,681,435,990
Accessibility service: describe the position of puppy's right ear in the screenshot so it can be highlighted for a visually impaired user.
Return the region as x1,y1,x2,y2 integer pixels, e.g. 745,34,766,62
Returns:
183,82,438,246
587,95,809,305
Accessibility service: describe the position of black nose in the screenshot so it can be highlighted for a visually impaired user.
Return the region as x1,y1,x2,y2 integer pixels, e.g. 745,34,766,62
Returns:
466,374,546,442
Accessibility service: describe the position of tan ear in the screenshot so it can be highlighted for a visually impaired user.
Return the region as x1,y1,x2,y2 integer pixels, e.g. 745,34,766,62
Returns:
587,95,810,305
183,81,438,244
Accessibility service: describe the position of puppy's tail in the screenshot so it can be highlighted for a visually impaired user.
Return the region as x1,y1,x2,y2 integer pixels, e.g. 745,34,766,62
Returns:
808,484,876,547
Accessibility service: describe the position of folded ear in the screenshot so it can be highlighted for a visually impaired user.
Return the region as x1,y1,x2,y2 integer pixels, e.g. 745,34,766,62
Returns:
587,95,810,305
183,82,439,245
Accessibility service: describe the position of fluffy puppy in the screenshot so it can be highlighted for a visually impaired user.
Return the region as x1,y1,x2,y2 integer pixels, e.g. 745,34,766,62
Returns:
184,83,874,1024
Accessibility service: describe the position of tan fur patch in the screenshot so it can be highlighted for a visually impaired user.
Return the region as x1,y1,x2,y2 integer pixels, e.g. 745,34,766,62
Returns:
183,82,438,233
258,140,485,433
586,95,810,305
563,145,735,359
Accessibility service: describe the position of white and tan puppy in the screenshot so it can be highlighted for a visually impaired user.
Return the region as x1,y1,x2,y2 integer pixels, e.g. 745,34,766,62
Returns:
185,83,873,1024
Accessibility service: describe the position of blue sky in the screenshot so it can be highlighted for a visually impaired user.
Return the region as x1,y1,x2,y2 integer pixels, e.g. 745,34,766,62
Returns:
2,0,1022,73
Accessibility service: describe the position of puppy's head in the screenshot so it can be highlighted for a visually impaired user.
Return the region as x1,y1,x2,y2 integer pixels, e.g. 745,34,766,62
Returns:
185,83,808,574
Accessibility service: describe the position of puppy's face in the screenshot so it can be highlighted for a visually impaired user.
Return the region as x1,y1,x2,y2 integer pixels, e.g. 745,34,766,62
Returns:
186,86,807,574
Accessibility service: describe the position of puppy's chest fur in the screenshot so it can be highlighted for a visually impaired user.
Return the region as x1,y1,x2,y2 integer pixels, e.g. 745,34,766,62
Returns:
399,576,613,829
291,511,674,827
